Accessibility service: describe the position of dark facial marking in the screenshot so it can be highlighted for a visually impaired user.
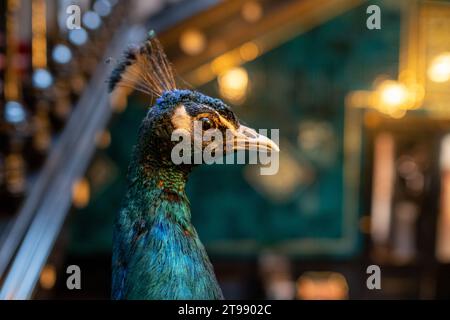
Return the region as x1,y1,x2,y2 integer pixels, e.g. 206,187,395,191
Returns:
198,116,215,130
183,102,239,128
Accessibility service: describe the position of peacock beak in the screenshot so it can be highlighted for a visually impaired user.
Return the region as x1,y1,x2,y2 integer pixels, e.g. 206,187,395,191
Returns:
231,124,280,152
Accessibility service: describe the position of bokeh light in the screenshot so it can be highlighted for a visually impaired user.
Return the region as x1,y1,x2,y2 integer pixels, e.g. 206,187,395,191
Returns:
83,11,102,30
72,178,91,209
428,52,450,83
52,44,72,64
32,68,53,89
4,101,26,124
94,0,112,17
39,265,57,290
179,29,206,56
68,29,88,46
218,67,249,103
241,1,263,23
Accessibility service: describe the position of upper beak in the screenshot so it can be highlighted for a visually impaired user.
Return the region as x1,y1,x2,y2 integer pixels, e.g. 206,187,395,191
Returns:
232,125,280,152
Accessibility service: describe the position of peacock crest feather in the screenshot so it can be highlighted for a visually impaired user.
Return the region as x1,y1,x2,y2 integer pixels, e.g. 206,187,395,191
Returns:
108,30,177,96
109,31,278,300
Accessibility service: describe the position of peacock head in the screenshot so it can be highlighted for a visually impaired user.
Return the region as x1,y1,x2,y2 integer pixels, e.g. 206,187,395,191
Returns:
109,32,278,169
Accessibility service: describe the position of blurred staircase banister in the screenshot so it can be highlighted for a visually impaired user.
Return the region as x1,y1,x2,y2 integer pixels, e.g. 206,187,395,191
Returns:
0,23,146,300
0,0,241,300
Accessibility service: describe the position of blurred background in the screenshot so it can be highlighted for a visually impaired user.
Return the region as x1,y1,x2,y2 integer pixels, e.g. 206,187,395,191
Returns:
1,0,450,300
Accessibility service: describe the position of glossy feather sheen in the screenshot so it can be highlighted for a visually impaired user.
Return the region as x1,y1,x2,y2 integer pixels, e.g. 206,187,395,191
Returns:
110,33,227,299
112,147,224,300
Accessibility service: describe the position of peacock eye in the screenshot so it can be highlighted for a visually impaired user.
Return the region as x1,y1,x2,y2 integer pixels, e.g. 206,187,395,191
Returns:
199,117,215,130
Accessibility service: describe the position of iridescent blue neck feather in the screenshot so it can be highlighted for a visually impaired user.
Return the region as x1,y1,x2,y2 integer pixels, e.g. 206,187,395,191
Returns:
111,98,224,299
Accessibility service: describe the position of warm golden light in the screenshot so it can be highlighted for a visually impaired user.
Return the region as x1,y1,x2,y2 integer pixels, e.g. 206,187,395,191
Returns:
373,80,411,118
428,52,450,83
345,90,371,108
347,77,423,118
5,153,26,194
379,81,408,107
297,272,348,300
218,67,249,103
387,108,407,119
32,0,47,69
437,134,450,262
72,178,90,208
95,130,111,149
179,29,206,56
40,265,56,290
239,42,260,61
189,43,259,86
210,54,237,75
241,1,263,23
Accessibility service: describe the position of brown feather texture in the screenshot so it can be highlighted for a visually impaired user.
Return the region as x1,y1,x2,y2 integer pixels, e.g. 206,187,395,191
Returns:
108,30,177,97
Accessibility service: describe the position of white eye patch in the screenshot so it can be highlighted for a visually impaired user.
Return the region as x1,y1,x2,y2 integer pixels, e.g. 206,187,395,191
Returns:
171,105,192,131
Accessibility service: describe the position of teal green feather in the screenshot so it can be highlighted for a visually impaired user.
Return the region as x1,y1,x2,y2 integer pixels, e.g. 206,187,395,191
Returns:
109,30,233,299
112,103,224,300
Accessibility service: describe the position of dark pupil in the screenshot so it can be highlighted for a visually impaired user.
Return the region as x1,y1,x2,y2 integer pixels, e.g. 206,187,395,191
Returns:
200,117,213,130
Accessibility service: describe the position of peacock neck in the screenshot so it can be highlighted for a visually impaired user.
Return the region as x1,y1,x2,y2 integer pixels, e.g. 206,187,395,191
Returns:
124,144,196,232
113,145,223,299
128,143,192,196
